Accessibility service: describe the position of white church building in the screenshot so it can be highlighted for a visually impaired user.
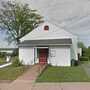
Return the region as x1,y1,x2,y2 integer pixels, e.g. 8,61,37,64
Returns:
19,22,78,66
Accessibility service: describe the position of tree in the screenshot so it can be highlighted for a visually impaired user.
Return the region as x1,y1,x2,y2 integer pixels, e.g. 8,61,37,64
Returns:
0,1,43,45
78,42,86,49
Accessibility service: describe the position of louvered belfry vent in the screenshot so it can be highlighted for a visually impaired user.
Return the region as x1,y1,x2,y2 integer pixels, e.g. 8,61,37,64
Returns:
44,25,49,31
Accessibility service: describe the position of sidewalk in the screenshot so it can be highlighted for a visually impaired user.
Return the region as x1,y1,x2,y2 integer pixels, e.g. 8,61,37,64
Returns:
32,83,90,90
1,82,90,90
0,83,9,90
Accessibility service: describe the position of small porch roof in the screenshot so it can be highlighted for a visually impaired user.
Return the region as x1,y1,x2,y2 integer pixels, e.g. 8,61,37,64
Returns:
19,39,72,47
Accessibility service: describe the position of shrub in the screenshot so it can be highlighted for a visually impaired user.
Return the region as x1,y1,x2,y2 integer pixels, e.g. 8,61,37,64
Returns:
12,49,18,57
12,56,23,67
0,52,6,58
71,59,79,66
79,56,89,61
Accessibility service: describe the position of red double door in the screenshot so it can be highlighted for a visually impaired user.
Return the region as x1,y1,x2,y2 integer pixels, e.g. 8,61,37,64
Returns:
39,49,48,64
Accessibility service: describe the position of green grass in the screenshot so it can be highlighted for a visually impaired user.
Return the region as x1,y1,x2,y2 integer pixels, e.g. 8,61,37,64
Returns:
0,66,26,80
0,57,7,65
37,64,90,82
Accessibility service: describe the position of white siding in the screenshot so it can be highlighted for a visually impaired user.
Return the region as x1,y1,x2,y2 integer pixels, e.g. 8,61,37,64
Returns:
49,46,71,66
19,47,34,65
71,36,78,60
19,46,71,66
20,22,74,42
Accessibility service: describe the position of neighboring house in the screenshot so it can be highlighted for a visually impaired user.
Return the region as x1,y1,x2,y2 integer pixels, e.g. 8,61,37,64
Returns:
0,48,17,54
78,48,82,57
0,48,17,62
19,22,78,66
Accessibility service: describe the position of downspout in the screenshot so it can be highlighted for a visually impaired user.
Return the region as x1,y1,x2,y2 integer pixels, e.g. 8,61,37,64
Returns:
34,48,35,64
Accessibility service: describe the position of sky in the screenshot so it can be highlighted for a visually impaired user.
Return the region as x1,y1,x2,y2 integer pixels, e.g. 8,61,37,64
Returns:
0,0,90,47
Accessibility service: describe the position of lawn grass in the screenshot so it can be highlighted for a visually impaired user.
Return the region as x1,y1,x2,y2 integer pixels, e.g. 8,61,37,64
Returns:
0,66,26,80
0,57,7,65
37,64,90,82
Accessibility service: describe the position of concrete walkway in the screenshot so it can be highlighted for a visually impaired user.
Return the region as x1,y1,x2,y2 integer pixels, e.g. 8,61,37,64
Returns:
0,83,9,90
1,82,90,90
32,83,90,90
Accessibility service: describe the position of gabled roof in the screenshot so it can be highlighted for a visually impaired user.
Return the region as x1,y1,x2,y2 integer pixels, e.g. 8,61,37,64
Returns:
20,22,75,42
19,39,72,47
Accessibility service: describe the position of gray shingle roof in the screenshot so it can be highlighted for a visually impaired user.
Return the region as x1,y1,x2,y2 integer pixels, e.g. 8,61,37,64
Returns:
19,39,72,47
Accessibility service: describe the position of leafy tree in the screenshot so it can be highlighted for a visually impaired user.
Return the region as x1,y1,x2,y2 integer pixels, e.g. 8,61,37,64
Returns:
83,47,90,60
0,1,43,44
78,42,86,49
